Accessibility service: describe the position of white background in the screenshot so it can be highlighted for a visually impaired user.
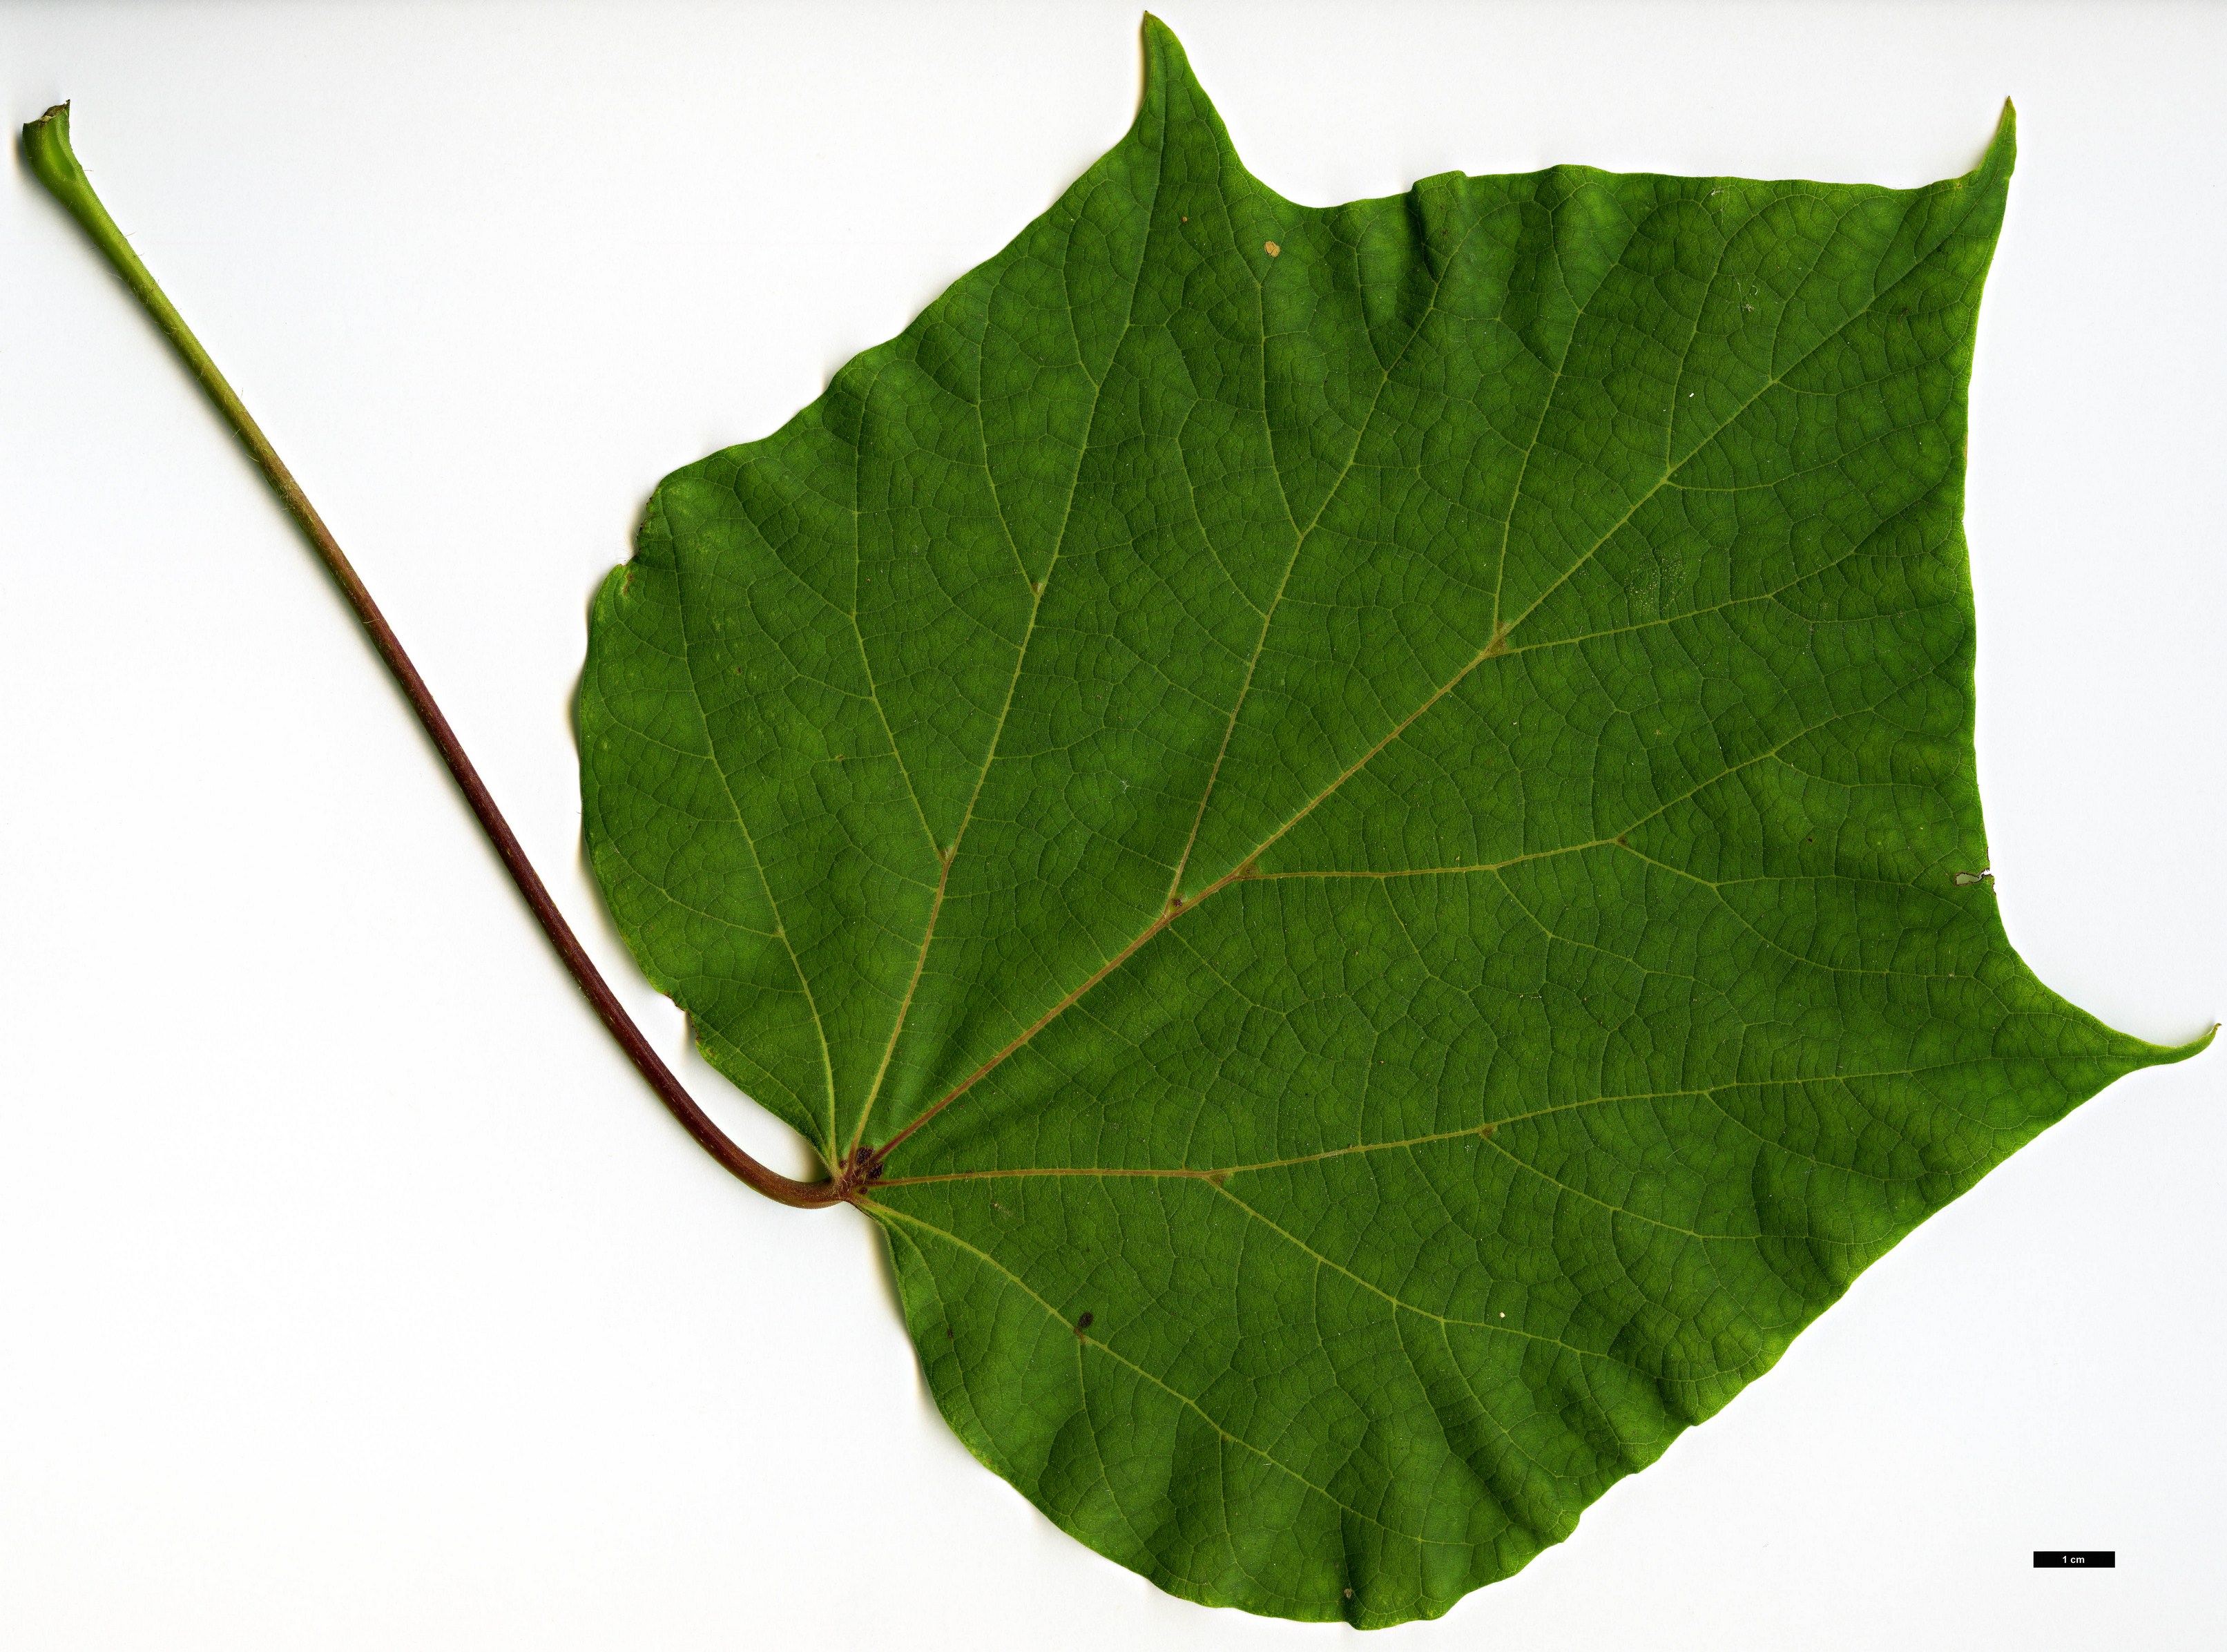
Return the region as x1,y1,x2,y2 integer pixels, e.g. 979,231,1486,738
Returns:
3,3,2221,1646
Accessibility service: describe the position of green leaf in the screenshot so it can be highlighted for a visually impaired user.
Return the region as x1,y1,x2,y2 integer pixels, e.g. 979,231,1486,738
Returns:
579,17,2203,1626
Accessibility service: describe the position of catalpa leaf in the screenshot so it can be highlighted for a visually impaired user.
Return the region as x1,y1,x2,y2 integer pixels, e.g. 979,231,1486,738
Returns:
578,17,2201,1626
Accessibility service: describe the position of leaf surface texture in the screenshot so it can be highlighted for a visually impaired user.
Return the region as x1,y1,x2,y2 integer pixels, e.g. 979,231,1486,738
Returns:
579,20,2199,1624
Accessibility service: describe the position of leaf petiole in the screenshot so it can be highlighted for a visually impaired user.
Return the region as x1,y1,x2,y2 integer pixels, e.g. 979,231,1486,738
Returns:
20,104,842,1210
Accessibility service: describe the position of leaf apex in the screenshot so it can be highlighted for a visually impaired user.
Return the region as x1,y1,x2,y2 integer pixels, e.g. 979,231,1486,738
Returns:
2159,1021,2218,1064
1138,12,1197,109
2100,1015,2217,1069
1979,97,2017,182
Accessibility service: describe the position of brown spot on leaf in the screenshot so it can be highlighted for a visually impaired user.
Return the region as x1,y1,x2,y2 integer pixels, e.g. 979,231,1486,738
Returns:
1076,1312,1094,1335
1206,1169,1231,1187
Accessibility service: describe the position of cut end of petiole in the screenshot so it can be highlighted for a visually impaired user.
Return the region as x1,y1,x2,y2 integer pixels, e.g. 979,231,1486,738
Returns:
21,101,144,290
21,102,87,199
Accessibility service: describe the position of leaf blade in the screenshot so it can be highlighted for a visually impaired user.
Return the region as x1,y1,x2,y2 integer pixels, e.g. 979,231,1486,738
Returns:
580,20,2201,1624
